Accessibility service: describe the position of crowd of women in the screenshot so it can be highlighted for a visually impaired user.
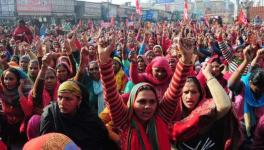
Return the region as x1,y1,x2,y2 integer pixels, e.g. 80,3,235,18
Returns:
0,18,264,150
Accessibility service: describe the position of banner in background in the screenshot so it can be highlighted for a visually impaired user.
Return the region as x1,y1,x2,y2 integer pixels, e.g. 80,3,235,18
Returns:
142,10,154,21
156,0,174,4
16,0,52,12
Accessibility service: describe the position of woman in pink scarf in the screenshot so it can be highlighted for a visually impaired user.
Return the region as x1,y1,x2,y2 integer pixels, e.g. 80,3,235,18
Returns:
171,63,242,150
98,27,193,150
130,56,172,100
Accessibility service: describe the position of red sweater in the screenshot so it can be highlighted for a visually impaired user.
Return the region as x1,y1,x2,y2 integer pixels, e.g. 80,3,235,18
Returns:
13,26,33,43
100,59,192,148
161,36,171,55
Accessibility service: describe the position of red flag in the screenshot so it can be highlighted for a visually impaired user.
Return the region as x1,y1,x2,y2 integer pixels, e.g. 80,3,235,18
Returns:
184,0,188,21
239,9,248,25
111,16,115,27
135,0,142,15
205,15,210,27
130,13,135,21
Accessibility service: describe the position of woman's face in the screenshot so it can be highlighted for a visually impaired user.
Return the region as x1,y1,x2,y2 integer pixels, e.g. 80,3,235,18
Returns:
137,57,146,72
0,53,8,63
169,59,177,72
88,45,96,56
211,61,221,77
182,81,201,111
56,65,69,82
45,70,57,91
153,47,163,56
58,91,81,115
3,71,18,90
133,90,157,123
152,67,167,81
88,62,100,81
249,81,264,98
234,48,244,61
20,59,29,72
127,39,135,49
53,42,60,49
113,60,121,74
28,62,39,78
146,52,155,62
9,39,15,46
128,30,135,38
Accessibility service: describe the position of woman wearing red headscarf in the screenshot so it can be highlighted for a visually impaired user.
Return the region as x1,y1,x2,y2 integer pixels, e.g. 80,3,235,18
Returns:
98,27,193,150
170,62,242,150
196,55,227,98
130,55,172,100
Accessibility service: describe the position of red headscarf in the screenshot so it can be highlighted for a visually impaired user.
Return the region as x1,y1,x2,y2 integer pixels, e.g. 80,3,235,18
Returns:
171,77,242,149
145,56,172,85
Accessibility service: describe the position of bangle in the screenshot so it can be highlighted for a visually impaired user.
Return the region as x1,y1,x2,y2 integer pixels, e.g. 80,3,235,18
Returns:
206,77,215,83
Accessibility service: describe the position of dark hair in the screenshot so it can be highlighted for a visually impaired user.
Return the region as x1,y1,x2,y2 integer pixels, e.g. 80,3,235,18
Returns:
56,63,70,74
137,84,155,93
29,59,39,65
18,19,25,25
70,80,90,106
211,57,221,65
1,68,21,88
250,68,264,88
136,84,157,99
11,55,20,63
185,77,203,101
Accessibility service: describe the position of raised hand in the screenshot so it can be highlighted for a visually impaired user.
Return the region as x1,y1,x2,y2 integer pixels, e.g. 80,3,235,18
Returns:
143,31,150,43
18,79,25,97
118,38,126,52
42,53,52,67
81,31,88,43
96,27,104,41
178,26,195,64
128,50,137,64
80,46,89,67
97,34,115,64
251,48,264,67
35,38,42,54
243,45,253,62
202,62,214,80
256,48,264,58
